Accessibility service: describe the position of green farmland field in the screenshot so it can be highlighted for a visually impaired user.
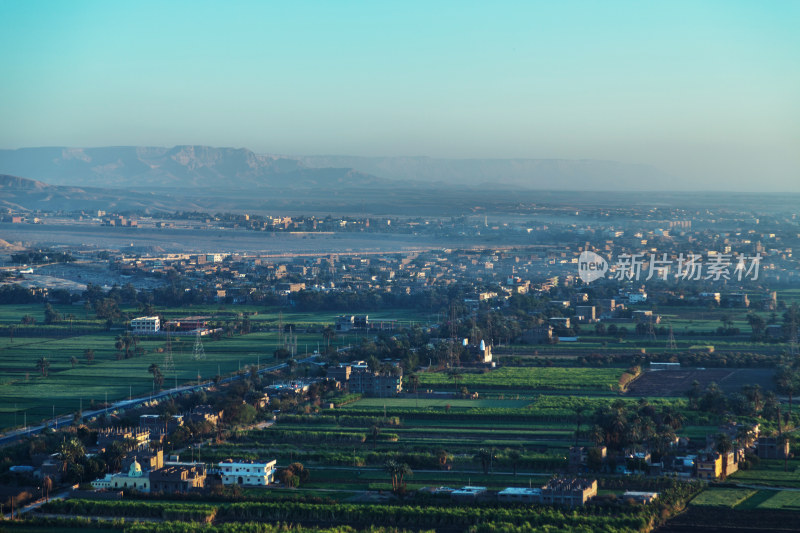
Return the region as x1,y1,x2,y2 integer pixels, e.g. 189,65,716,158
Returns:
0,332,280,431
0,330,312,432
0,303,433,432
745,490,800,510
730,459,800,489
416,366,625,392
690,488,756,508
344,397,532,409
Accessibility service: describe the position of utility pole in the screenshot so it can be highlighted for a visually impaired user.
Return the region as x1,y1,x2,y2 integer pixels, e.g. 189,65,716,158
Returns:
646,317,657,342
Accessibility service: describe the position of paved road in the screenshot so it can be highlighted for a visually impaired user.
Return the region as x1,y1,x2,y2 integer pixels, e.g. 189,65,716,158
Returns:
1,488,71,521
0,354,320,447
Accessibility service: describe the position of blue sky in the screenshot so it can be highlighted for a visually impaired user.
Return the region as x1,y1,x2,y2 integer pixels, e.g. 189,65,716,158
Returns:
1,1,798,189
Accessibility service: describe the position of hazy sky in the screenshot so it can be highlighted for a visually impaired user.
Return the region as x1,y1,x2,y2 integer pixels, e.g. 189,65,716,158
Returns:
1,1,798,190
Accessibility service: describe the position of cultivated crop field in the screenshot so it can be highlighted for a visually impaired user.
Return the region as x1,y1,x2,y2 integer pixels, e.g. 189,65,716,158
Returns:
746,490,800,510
690,488,757,508
627,368,777,397
341,394,690,421
416,366,625,392
692,488,800,512
0,302,432,432
0,331,282,431
346,397,533,409
730,460,800,489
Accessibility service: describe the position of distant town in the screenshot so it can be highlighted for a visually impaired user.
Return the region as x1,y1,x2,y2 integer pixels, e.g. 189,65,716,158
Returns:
1,199,799,532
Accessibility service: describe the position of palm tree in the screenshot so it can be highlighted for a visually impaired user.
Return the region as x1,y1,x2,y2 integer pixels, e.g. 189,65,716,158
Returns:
384,458,400,491
736,425,754,449
649,429,676,462
742,384,763,414
103,441,126,472
781,434,792,472
115,332,134,359
661,407,685,431
449,368,463,391
687,380,702,409
639,418,655,442
322,325,335,347
437,449,450,469
42,475,52,502
746,312,766,340
574,405,586,445
58,437,85,473
590,425,606,447
475,448,493,474
507,449,522,476
159,411,172,437
383,459,411,492
776,365,798,419
370,424,381,448
608,413,627,448
148,363,164,390
409,373,420,394
714,433,733,480
397,462,412,491
36,357,50,377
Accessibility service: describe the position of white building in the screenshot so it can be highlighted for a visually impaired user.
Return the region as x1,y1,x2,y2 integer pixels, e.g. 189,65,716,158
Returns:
91,459,150,492
626,293,648,304
219,459,277,486
131,316,160,334
451,486,488,501
498,487,542,503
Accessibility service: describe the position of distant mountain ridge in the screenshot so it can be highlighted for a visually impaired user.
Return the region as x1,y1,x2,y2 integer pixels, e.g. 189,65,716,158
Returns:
292,154,673,190
0,146,387,190
0,145,670,191
0,173,198,212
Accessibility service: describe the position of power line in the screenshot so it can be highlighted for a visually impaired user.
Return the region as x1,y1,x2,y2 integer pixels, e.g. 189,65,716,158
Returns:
192,332,205,360
666,322,677,350
163,325,174,373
